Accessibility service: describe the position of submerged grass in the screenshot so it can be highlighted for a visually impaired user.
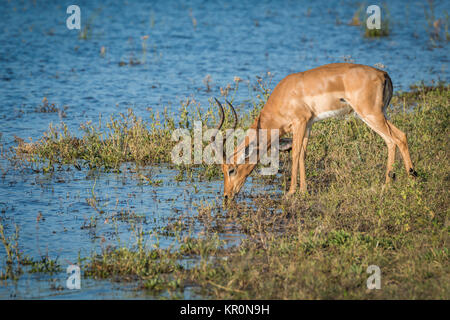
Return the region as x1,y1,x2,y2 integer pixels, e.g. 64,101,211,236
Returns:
77,83,450,299
424,0,450,46
349,3,390,38
0,222,61,280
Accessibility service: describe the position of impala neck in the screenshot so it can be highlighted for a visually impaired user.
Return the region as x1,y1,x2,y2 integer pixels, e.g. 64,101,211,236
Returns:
233,114,272,166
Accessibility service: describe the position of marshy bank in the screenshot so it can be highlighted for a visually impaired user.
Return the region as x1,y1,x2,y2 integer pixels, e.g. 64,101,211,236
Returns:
1,83,448,299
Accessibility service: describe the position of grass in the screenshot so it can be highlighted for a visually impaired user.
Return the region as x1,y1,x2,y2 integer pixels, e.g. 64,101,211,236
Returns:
424,0,450,46
3,80,449,299
11,77,260,178
77,83,449,299
78,8,102,40
0,222,61,280
349,3,390,38
35,97,68,118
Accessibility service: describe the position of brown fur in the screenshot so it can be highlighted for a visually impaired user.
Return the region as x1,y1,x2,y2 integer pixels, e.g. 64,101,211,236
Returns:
221,63,414,199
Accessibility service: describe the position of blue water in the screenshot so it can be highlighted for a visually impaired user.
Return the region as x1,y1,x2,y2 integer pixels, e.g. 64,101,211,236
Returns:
0,0,448,298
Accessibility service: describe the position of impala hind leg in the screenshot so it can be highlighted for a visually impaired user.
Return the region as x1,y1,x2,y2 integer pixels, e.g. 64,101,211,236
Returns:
385,120,416,177
359,113,415,182
385,140,396,183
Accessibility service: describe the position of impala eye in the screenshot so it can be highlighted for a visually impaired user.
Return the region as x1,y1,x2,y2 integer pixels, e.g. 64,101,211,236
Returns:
228,167,236,176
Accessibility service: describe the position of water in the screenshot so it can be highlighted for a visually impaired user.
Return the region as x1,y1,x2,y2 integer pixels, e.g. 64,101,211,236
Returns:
0,0,448,299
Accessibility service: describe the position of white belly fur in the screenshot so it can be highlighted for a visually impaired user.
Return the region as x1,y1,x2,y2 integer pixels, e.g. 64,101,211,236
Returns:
310,106,352,124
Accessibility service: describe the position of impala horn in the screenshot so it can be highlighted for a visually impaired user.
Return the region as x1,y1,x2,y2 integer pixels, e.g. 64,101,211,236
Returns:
211,98,238,148
226,99,238,131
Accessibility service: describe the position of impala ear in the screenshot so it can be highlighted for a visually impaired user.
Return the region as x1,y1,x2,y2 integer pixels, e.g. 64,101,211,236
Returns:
244,144,251,158
279,138,293,152
236,142,257,164
237,144,252,164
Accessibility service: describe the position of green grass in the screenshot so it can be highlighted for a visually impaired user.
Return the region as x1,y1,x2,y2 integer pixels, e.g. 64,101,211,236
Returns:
424,0,450,46
0,222,61,280
3,81,450,299
11,79,263,179
76,83,450,299
348,3,390,38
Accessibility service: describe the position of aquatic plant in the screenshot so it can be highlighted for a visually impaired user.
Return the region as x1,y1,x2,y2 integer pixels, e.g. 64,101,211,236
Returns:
0,222,61,279
78,8,102,40
11,78,255,178
424,0,450,47
349,3,390,38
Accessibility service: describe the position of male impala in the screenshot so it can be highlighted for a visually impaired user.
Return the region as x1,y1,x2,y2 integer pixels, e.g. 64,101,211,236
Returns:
212,63,416,200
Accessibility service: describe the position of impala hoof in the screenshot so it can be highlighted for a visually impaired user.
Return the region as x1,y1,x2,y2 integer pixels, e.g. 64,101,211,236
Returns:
409,168,418,178
388,171,396,181
284,191,295,199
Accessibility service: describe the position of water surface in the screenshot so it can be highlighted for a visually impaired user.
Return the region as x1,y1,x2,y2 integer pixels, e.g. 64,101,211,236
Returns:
0,0,448,299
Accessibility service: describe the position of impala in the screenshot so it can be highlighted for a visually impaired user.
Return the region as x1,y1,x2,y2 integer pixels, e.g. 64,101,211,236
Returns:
212,63,417,200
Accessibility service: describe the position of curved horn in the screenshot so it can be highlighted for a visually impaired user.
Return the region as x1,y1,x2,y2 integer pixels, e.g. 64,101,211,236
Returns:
211,98,225,143
225,100,238,130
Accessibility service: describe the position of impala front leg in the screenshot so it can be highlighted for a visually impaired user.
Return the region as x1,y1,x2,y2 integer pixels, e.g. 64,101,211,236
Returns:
287,120,308,196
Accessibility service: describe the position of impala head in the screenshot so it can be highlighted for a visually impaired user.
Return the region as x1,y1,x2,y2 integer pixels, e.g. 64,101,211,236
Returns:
211,98,253,201
221,159,255,201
